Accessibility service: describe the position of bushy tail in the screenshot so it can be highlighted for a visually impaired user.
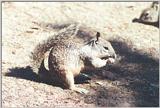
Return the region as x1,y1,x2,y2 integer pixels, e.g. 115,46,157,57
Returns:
30,23,80,73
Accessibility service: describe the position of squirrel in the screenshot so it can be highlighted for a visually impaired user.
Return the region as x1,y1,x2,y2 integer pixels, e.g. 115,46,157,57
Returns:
30,23,117,94
132,1,159,27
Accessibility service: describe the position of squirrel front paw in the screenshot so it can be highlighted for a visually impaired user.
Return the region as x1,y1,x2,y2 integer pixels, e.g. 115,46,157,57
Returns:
106,58,115,64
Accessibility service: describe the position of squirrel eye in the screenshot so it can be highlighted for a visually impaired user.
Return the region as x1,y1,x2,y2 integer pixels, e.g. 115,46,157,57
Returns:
104,46,109,50
145,13,149,16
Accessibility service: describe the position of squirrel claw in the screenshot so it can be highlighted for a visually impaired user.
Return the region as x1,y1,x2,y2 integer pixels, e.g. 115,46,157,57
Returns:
73,87,89,94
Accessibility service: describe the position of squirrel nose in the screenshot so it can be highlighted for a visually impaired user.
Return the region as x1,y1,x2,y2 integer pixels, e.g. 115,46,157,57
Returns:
111,53,117,59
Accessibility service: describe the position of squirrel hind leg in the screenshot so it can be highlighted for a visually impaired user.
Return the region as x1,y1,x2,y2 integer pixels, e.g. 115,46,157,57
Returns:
63,71,89,94
63,71,75,89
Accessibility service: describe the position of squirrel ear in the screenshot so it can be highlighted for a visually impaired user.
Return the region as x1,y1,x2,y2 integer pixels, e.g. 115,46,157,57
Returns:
96,32,100,42
152,1,159,10
155,5,158,10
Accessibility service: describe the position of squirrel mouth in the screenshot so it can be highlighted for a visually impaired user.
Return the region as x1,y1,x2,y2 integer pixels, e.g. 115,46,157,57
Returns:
101,56,110,60
101,56,116,64
101,55,115,60
101,57,115,64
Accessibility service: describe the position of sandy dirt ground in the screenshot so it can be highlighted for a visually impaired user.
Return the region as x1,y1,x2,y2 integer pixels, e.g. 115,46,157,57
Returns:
2,2,159,107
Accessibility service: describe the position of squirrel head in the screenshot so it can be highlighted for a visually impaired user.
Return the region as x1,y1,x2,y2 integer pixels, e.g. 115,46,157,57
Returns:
139,2,159,23
82,32,116,62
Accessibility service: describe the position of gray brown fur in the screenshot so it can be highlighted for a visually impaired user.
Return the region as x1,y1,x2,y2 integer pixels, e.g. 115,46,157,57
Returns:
30,23,116,91
139,1,159,23
31,23,79,74
132,1,159,27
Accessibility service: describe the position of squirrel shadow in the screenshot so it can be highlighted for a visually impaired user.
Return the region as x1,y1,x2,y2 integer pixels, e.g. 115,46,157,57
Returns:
5,66,41,82
5,65,91,88
5,66,57,86
132,18,159,28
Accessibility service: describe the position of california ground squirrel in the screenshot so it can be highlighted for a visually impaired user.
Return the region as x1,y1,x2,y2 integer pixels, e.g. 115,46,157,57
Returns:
31,23,116,93
133,1,159,27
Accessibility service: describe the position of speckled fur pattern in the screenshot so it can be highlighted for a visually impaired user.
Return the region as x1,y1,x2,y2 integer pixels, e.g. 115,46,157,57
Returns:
139,1,159,23
31,23,116,90
30,23,79,74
